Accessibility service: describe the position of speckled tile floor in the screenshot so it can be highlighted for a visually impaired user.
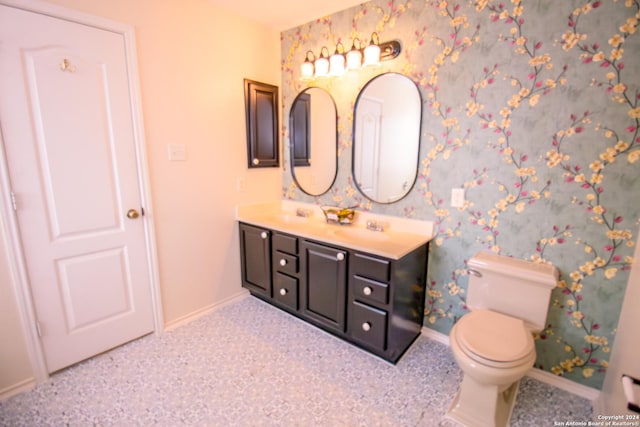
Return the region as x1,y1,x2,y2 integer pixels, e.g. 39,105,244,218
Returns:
0,296,592,426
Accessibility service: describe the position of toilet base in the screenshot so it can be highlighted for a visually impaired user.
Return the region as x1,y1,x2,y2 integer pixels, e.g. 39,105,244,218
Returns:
445,375,521,427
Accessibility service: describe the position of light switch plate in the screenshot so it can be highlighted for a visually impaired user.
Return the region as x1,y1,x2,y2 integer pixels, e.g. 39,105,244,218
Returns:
237,177,246,192
167,144,187,161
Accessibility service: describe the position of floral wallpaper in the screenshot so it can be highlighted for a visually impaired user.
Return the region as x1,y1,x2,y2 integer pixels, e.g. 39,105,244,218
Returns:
280,0,639,389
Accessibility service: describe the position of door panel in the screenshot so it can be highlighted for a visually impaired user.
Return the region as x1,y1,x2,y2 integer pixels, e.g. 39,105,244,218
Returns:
57,248,132,331
26,47,121,237
0,5,154,373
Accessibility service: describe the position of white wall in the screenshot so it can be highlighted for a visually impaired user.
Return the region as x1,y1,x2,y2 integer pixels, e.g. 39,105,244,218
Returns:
597,226,640,415
0,0,281,396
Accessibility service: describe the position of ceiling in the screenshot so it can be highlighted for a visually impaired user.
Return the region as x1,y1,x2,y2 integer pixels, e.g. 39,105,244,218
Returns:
206,0,365,31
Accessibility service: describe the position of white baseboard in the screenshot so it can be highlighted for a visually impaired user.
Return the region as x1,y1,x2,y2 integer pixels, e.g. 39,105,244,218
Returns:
421,326,450,345
163,289,250,332
525,367,600,402
420,326,600,402
592,393,607,417
0,377,35,402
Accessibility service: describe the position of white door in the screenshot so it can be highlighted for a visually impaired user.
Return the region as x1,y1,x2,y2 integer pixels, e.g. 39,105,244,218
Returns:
354,96,383,199
0,4,155,373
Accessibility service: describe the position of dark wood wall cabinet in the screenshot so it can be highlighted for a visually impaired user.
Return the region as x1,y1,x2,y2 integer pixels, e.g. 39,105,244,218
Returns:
244,79,279,168
239,222,428,363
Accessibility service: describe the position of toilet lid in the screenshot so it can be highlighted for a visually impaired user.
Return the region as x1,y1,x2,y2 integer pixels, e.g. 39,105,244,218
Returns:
455,310,534,367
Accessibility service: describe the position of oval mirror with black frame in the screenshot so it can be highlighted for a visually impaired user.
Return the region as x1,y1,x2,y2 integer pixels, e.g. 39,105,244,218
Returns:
353,73,422,204
289,87,338,196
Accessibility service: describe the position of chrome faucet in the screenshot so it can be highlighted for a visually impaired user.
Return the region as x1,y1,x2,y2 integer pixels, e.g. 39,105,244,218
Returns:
366,220,385,232
296,207,312,218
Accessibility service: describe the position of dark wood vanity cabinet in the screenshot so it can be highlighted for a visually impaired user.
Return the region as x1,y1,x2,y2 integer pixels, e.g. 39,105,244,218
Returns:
238,222,428,363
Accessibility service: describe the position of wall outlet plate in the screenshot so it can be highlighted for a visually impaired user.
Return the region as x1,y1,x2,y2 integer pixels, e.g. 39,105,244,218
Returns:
451,188,465,208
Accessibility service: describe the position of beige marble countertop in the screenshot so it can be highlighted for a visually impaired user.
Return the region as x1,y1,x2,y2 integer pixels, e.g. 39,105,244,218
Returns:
236,201,434,260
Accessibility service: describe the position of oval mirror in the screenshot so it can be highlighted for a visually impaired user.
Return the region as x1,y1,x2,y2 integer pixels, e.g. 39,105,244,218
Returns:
289,87,338,196
353,73,422,204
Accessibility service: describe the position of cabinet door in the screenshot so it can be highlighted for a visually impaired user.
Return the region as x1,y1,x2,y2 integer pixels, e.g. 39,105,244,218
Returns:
301,240,347,333
244,79,279,168
239,223,271,297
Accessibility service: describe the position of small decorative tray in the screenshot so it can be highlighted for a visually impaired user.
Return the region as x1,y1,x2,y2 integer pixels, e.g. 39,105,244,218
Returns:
321,207,356,225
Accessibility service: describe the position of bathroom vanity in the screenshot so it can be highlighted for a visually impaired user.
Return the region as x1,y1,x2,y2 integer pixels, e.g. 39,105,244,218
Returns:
237,202,432,363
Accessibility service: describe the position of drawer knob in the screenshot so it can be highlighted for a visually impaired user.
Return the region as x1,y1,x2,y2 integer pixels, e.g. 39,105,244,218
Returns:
260,231,268,239
279,288,287,296
336,252,345,261
363,286,373,296
279,259,287,266
362,322,371,332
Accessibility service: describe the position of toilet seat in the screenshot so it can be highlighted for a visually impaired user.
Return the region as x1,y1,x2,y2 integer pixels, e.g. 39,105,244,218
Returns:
455,309,534,368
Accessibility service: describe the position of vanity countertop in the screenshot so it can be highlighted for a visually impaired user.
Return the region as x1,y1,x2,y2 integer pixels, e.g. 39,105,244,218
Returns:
236,201,434,260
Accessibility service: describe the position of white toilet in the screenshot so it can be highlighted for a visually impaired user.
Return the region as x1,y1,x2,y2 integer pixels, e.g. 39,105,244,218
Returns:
446,251,559,427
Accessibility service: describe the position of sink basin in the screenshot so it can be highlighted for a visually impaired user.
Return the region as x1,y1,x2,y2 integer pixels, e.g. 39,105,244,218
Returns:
330,227,390,242
271,213,310,224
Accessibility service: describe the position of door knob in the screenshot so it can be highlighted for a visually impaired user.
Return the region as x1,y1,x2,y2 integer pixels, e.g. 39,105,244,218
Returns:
126,209,140,219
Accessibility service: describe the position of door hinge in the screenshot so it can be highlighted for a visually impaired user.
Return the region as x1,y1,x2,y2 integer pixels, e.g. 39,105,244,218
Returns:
10,191,17,211
141,207,145,216
35,321,42,338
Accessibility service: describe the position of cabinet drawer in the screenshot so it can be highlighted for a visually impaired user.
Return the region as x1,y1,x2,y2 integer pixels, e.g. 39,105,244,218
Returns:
353,276,389,306
273,233,298,254
274,251,298,275
273,272,298,311
349,301,387,351
351,253,390,283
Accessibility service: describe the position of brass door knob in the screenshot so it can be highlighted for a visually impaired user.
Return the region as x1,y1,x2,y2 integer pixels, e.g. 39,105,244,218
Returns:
127,209,140,219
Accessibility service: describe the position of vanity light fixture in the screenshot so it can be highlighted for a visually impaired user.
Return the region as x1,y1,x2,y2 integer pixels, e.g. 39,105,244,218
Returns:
301,51,315,80
299,33,401,81
314,46,330,78
346,38,363,71
329,43,346,77
363,32,381,67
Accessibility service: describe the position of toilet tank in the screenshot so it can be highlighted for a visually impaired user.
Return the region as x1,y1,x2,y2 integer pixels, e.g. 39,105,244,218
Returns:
466,252,559,332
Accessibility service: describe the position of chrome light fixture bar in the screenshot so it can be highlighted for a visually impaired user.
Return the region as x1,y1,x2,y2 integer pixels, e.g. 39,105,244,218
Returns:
300,33,401,81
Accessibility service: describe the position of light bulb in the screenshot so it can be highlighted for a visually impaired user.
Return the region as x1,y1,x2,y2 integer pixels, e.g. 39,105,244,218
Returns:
314,47,330,78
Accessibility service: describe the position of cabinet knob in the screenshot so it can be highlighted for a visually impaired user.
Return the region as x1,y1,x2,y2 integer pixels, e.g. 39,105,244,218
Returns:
260,231,268,239
363,286,372,296
362,322,371,332
279,259,287,266
336,252,345,261
279,288,287,296
252,158,260,165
